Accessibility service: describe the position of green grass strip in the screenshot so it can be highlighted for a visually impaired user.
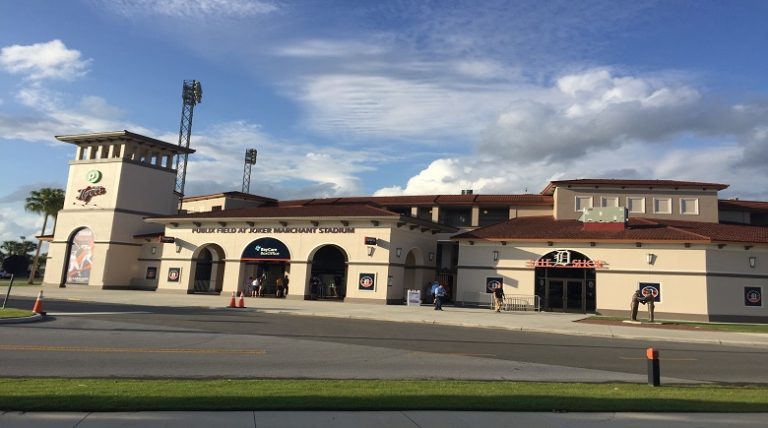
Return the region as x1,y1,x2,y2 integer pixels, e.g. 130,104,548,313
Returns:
0,308,35,319
1,379,767,412
586,316,768,333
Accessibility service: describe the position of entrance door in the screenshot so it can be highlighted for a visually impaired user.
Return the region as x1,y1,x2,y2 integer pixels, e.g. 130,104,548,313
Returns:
565,280,585,313
545,279,586,313
546,279,564,311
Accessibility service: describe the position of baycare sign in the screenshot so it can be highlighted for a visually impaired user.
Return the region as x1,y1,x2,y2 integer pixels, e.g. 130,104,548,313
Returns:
526,249,607,269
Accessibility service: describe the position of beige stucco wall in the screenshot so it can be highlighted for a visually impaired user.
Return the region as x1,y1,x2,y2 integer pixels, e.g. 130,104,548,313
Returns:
149,219,440,303
44,147,178,288
553,187,720,222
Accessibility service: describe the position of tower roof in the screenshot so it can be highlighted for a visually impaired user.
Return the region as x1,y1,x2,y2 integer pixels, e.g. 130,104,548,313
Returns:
56,130,195,154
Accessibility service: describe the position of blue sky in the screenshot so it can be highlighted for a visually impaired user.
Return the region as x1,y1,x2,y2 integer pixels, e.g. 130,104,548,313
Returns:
1,0,767,243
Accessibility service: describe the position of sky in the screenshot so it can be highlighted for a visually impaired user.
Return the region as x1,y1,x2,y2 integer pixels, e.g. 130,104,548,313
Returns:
1,0,767,244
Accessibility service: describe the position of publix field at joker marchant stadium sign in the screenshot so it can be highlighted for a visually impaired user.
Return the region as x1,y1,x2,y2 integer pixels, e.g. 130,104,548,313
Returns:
192,226,356,234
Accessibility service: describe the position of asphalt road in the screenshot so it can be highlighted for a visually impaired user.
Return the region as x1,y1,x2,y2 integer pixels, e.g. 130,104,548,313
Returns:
2,297,767,384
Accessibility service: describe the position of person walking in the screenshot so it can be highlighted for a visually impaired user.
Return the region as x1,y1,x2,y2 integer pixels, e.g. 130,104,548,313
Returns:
434,283,447,311
283,274,290,297
493,284,505,312
251,275,260,298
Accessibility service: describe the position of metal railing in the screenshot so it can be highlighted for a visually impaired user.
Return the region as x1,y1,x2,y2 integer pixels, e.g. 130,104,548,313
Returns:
490,294,540,312
460,292,540,312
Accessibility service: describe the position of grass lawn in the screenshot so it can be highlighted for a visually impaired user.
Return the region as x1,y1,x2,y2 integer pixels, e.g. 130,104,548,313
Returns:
0,379,767,412
0,308,35,319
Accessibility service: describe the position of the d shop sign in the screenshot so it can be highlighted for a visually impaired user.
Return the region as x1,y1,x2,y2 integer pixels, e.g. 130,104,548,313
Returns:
526,249,607,269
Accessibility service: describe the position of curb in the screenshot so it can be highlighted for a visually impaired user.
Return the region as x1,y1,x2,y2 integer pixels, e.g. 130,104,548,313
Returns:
0,313,44,324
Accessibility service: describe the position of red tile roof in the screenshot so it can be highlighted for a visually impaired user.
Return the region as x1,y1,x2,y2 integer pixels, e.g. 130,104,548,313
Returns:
151,204,400,220
455,216,768,244
719,199,768,213
278,194,552,207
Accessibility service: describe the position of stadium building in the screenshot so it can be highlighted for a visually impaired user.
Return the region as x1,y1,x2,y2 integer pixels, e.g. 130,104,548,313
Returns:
42,131,768,322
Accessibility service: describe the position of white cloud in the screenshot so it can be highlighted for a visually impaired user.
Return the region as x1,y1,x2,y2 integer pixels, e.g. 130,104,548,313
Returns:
107,0,279,18
479,68,767,164
0,40,91,81
298,74,514,141
178,121,382,198
274,39,389,58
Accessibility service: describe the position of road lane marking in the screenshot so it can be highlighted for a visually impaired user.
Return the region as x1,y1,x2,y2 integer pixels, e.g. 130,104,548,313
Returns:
0,344,265,355
408,352,497,357
46,312,152,316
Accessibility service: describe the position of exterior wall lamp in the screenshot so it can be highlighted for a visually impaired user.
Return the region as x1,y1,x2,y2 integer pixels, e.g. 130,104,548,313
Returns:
396,247,402,258
151,247,157,255
749,256,757,269
492,250,499,262
175,244,182,253
367,246,375,257
428,251,434,261
646,253,655,265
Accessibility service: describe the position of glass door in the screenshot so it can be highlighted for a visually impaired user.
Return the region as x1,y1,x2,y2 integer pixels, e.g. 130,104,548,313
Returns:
565,280,585,313
546,279,565,311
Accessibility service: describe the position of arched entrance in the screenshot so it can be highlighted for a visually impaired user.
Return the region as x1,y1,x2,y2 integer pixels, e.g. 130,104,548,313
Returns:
242,237,291,297
63,227,94,286
534,249,596,313
191,244,225,293
402,248,422,301
309,245,348,301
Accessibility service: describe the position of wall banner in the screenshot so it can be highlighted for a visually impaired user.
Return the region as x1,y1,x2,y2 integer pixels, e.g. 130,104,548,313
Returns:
359,273,375,291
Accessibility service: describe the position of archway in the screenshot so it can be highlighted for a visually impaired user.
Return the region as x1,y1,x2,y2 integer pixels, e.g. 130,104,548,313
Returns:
241,237,291,297
191,244,225,293
309,245,348,301
402,248,423,301
64,227,94,286
534,249,596,313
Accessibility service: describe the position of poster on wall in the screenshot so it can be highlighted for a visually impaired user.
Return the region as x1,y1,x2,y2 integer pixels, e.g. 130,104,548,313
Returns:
66,228,94,284
146,267,157,280
168,267,181,282
358,273,375,291
486,277,503,293
639,282,661,302
745,287,762,307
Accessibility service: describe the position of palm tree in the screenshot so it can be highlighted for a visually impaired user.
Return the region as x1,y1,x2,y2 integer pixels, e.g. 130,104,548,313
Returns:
25,188,65,283
1,239,37,257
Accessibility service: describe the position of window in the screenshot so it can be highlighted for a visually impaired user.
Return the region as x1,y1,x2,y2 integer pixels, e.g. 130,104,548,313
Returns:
680,198,699,215
439,207,471,227
479,208,509,226
601,196,619,208
575,196,593,212
626,197,645,214
653,198,672,214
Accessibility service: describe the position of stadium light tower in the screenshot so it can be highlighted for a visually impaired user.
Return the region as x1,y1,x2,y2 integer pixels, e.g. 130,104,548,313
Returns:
242,149,258,194
174,79,202,198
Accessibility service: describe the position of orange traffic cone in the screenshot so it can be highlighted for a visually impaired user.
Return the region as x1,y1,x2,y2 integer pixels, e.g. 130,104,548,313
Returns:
228,291,236,308
237,292,246,308
31,290,45,314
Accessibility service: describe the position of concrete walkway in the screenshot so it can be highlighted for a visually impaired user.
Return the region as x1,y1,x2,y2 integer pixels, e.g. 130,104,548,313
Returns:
1,410,766,428
6,285,768,348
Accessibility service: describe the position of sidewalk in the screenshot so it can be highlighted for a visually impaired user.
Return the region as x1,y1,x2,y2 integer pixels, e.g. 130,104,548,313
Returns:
7,285,768,348
1,410,766,428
